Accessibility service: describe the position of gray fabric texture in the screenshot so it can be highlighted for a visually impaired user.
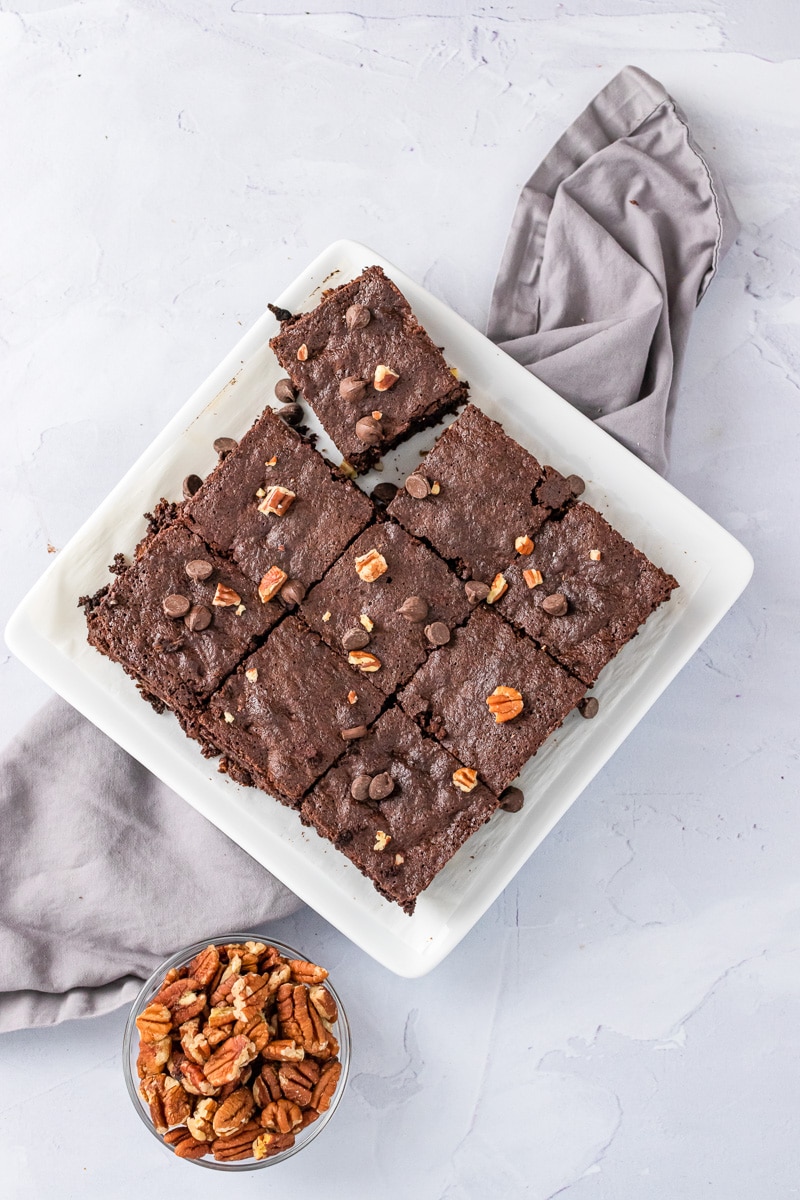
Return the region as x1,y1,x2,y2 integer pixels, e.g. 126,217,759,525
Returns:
0,697,299,1032
488,65,739,474
0,65,737,1033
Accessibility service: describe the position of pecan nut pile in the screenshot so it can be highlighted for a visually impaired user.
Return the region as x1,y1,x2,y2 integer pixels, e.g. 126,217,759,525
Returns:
134,942,342,1163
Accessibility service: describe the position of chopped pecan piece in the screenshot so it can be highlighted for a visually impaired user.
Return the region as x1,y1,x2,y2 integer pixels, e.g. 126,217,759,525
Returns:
258,565,288,603
212,582,241,607
348,649,381,672
486,572,508,604
523,567,543,588
258,485,296,517
354,547,388,582
452,767,478,792
373,364,399,391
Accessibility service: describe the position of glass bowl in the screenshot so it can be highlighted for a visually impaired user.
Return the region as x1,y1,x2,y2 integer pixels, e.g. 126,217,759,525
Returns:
122,933,350,1170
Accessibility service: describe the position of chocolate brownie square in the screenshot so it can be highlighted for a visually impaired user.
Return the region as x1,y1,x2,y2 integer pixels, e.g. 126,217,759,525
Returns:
200,616,384,806
300,708,500,914
497,503,679,685
86,525,279,712
183,405,373,593
398,606,585,794
269,266,468,473
387,404,576,584
300,521,471,697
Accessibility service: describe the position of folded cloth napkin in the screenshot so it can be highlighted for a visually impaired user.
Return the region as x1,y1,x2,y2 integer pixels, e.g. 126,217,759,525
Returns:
0,699,299,1032
488,65,739,475
0,65,738,1034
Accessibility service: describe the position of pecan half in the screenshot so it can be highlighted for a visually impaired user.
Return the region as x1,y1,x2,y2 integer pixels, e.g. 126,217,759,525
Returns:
187,944,220,989
163,1076,192,1127
212,1119,263,1162
135,1001,172,1045
186,1097,218,1143
213,1087,255,1138
179,1017,211,1065
253,1064,282,1108
261,1039,305,1062
234,1014,271,1053
260,1098,303,1134
136,1035,171,1077
164,1127,208,1159
278,1061,319,1107
289,959,329,986
139,1074,168,1133
311,1059,342,1113
153,976,206,1023
252,1131,296,1160
230,972,269,1022
486,685,524,723
308,985,338,1025
204,1035,257,1088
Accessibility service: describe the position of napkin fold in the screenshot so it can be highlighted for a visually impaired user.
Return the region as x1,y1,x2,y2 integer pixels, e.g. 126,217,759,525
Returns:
488,65,738,475
0,65,738,1033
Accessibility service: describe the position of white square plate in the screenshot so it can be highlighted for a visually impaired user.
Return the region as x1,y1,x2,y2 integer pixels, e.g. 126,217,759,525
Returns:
5,240,753,977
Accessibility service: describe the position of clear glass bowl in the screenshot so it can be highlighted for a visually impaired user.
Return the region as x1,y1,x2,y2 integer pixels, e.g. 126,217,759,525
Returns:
122,933,350,1170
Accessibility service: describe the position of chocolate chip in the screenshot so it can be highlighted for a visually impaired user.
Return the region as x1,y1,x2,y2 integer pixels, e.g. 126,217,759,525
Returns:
541,592,568,617
268,303,293,323
339,376,367,403
465,580,490,604
163,593,190,618
185,558,214,582
345,303,371,331
350,773,372,800
404,474,430,499
184,604,212,631
355,415,382,445
368,772,394,801
567,474,586,496
396,595,428,623
578,696,599,719
424,621,451,646
274,378,296,403
213,436,238,456
342,627,370,651
499,786,524,813
182,474,203,499
371,481,399,507
280,403,303,427
341,725,368,741
279,578,306,607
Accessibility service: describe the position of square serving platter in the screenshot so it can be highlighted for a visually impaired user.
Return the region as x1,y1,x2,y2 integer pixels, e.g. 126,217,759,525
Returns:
5,239,753,977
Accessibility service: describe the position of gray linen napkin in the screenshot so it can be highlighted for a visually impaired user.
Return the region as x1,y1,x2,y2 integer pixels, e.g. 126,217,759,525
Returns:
0,65,738,1034
0,699,299,1031
488,65,739,475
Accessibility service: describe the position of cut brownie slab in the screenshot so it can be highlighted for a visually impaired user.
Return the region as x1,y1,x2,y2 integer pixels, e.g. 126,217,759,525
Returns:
399,606,585,794
301,708,499,914
86,525,280,712
497,502,679,685
300,521,471,697
269,266,468,473
183,405,373,593
201,616,384,806
387,403,576,584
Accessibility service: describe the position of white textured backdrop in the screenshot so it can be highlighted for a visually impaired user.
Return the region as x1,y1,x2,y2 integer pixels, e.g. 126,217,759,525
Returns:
1,2,799,1197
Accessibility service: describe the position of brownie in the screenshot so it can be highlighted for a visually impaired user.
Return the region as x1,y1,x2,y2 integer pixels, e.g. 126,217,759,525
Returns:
86,525,280,712
398,606,585,794
387,404,574,583
183,405,373,592
497,503,679,685
300,521,471,696
300,709,500,913
269,266,468,473
200,616,384,806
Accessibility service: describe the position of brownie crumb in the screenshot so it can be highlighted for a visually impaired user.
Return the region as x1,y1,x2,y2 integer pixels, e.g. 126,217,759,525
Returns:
108,552,128,576
77,585,110,615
